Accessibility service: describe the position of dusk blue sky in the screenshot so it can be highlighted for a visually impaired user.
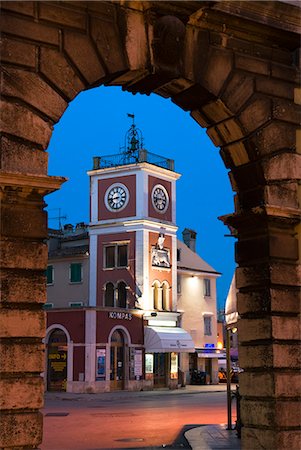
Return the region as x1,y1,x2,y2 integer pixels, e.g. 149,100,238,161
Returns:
46,86,235,309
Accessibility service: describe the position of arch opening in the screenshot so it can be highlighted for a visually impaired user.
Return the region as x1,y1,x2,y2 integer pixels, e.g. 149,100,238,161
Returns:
0,1,300,449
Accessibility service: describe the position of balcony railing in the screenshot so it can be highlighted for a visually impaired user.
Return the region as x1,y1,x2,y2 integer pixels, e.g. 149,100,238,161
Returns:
92,149,175,172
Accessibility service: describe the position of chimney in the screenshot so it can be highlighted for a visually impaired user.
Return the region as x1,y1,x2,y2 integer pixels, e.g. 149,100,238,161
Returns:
63,224,73,234
182,228,197,252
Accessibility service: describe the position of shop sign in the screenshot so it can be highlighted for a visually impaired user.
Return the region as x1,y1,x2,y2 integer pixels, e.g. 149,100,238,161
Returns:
96,348,106,379
108,311,132,320
48,352,67,361
134,349,143,379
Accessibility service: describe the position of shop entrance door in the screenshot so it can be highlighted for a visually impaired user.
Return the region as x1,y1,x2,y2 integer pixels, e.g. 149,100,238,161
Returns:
110,330,125,390
205,358,212,384
154,353,168,387
47,329,67,392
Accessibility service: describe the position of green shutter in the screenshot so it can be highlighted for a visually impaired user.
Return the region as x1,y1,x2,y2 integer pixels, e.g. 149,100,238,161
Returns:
70,263,82,283
47,265,53,284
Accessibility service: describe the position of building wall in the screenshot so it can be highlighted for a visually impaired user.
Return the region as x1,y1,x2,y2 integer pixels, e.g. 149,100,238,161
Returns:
47,257,89,308
95,231,136,307
97,174,136,220
178,273,217,348
148,175,172,222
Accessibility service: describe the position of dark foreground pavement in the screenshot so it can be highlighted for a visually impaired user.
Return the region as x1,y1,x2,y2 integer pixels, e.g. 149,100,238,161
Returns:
43,385,241,450
185,424,240,450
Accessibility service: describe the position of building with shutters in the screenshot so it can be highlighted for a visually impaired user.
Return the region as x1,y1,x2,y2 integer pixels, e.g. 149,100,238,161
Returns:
45,121,220,392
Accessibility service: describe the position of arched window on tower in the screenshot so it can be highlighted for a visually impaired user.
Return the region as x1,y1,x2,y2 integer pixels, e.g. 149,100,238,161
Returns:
162,281,170,311
117,281,127,308
153,280,162,310
104,282,114,307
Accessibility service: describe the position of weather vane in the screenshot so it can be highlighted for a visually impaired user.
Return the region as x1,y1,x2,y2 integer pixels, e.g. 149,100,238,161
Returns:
125,113,144,156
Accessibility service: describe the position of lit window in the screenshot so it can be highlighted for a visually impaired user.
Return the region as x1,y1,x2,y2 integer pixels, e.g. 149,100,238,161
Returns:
204,278,211,297
70,263,82,283
46,265,54,285
204,316,212,336
104,244,128,269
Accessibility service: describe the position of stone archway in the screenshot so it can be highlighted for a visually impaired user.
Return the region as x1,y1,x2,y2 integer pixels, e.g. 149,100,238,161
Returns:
0,1,300,449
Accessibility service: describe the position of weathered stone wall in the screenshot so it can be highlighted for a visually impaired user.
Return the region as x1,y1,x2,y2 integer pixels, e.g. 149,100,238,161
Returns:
0,1,300,448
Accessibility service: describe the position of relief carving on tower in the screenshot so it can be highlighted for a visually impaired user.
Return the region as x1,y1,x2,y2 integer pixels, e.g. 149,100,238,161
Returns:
151,233,171,268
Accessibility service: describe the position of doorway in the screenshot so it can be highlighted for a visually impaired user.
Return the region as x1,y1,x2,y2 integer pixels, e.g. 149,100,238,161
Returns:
47,329,67,392
110,330,125,390
205,358,212,384
153,353,168,387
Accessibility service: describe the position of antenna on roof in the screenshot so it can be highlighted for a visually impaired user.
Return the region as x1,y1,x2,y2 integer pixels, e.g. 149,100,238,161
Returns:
48,208,67,231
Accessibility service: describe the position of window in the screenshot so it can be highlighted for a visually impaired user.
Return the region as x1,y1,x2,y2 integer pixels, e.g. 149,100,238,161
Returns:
70,263,82,283
104,244,128,269
177,249,181,261
104,282,114,307
177,275,181,294
104,281,128,308
117,281,127,308
43,303,54,309
204,278,211,297
46,265,54,285
117,245,128,267
153,281,161,310
105,246,115,268
204,316,212,336
162,282,170,311
69,301,84,308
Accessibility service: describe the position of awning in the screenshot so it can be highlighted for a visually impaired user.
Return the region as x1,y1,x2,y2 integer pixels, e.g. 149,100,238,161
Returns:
225,275,238,327
197,352,222,359
144,326,195,353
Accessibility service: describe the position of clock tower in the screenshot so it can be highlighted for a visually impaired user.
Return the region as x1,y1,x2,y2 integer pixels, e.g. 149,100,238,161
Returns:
88,119,181,317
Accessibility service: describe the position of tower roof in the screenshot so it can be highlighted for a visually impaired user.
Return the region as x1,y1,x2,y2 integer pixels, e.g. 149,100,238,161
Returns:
91,115,175,172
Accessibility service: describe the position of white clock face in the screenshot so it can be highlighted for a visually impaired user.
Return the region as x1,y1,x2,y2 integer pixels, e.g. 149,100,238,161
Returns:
152,184,169,213
105,183,129,212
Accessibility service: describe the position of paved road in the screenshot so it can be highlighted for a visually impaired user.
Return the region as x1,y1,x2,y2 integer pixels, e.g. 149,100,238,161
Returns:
41,387,236,450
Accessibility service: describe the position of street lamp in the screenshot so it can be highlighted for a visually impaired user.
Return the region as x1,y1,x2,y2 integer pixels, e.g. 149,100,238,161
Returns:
224,275,239,431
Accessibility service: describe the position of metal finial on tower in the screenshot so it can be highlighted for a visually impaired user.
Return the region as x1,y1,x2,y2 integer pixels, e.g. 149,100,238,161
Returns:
125,113,144,157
